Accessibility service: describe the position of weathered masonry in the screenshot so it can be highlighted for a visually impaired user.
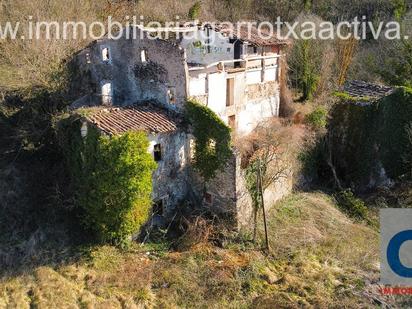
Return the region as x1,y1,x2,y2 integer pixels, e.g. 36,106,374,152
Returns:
69,24,289,230
181,24,287,136
70,24,288,136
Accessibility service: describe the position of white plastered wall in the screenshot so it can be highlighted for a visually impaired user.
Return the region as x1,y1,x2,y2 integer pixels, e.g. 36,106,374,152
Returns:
181,28,235,65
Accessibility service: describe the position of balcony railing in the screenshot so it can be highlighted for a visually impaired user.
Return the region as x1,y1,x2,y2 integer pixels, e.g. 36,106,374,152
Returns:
188,54,281,73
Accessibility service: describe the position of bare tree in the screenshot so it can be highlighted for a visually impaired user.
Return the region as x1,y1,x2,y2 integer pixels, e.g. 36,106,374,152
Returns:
239,120,303,251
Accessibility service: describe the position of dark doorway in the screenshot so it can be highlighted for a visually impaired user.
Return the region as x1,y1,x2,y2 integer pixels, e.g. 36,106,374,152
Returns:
234,41,243,68
153,200,164,216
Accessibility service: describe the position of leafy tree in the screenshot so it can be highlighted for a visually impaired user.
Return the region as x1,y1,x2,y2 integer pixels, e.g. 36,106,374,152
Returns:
290,39,321,101
288,15,332,101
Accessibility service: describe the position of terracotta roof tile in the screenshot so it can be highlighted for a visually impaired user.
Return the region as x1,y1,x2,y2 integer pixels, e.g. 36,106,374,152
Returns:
85,105,180,135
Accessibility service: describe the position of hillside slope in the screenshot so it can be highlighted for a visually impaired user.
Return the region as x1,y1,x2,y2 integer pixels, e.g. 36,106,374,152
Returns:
1,192,405,308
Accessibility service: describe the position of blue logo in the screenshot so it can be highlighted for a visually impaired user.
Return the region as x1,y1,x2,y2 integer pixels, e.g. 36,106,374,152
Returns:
387,230,412,278
381,209,412,285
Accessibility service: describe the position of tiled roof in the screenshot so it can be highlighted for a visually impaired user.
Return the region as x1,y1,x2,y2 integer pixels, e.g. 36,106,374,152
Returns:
343,80,394,100
214,24,289,46
84,105,180,135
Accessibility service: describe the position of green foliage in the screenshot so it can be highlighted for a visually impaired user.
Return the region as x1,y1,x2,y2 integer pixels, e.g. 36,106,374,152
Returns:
305,106,327,129
329,101,378,187
245,161,261,211
289,39,321,101
378,40,412,87
376,87,412,177
185,99,232,181
334,190,368,220
188,1,202,20
301,40,319,100
317,87,412,188
59,118,156,247
303,0,312,11
393,0,406,20
333,92,372,102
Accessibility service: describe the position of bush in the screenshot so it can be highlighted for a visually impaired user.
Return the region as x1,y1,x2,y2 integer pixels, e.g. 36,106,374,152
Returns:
188,1,202,20
305,106,328,129
334,190,368,220
59,119,156,247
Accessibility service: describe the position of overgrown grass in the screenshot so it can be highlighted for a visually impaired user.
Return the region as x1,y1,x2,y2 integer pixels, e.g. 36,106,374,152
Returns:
0,192,401,308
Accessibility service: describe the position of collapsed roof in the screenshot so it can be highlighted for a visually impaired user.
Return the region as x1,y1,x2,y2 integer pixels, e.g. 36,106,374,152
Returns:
213,23,289,46
343,80,394,101
136,23,289,47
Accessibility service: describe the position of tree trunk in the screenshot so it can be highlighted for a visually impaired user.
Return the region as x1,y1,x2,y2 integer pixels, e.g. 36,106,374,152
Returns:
258,160,270,252
252,205,258,242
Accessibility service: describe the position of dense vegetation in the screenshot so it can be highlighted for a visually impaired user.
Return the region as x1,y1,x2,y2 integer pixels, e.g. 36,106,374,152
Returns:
311,87,412,189
185,99,232,181
59,118,157,247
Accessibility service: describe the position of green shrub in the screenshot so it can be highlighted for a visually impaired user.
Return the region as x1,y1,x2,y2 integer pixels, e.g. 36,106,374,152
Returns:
59,119,156,247
333,91,372,102
188,1,202,20
185,99,232,181
305,106,327,129
334,190,368,220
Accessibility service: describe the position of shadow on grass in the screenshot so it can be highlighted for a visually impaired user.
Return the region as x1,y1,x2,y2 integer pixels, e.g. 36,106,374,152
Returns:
0,88,94,278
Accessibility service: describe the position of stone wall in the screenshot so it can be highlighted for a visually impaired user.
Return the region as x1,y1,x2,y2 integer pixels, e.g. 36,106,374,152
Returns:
70,29,188,112
188,70,281,137
203,150,292,231
148,131,191,216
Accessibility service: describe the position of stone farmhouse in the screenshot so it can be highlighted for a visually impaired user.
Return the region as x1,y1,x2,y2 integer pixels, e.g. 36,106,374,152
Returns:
69,24,290,229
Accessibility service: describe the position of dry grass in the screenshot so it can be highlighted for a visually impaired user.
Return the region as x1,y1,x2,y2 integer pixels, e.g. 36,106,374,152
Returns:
0,192,401,308
252,192,383,307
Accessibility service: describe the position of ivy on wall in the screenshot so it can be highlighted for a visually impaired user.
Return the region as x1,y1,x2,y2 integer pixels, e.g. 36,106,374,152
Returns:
326,87,412,188
59,117,156,247
185,99,232,181
376,87,412,177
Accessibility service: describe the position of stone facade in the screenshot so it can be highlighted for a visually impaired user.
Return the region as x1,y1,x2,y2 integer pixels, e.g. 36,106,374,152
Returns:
148,132,191,217
70,31,188,111
69,25,291,230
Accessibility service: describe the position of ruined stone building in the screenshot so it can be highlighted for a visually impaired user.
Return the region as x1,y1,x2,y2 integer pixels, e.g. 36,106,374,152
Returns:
69,24,290,229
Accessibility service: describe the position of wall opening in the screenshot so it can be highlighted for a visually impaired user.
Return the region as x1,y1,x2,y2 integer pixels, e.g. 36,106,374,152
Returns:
102,47,110,62
101,81,112,105
234,41,243,68
141,49,147,63
247,45,258,54
204,192,213,204
154,144,162,161
167,87,176,104
226,78,234,106
152,199,164,216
